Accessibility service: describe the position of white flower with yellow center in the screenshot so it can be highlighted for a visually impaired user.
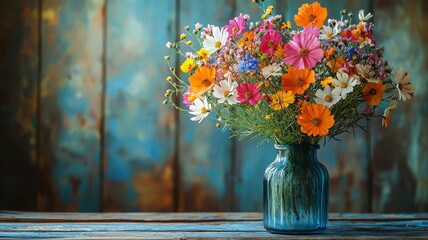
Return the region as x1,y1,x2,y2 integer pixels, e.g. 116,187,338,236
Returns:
261,63,283,78
394,68,415,101
314,85,341,108
320,24,340,40
189,96,212,123
332,70,359,99
203,26,229,54
213,77,238,105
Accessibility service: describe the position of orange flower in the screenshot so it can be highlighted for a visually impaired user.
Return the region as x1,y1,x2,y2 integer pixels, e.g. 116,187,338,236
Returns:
363,82,386,106
324,47,335,58
237,31,255,50
281,66,315,94
294,2,328,28
297,103,335,137
189,66,216,97
274,43,285,59
326,56,345,73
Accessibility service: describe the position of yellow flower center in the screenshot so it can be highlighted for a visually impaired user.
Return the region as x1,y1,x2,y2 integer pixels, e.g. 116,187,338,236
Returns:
200,107,208,114
245,91,252,99
270,69,275,73
223,90,230,97
308,14,317,22
299,48,308,56
327,32,333,38
232,27,239,34
311,117,321,126
341,82,348,88
215,41,222,48
324,95,333,102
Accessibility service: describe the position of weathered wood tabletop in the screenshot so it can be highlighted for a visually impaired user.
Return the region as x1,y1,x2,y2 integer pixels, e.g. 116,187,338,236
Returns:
0,212,427,239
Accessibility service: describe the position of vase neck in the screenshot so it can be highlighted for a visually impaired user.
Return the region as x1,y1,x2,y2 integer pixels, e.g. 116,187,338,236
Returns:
274,144,320,164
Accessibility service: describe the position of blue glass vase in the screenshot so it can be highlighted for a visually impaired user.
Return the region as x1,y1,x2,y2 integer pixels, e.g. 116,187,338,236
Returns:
263,144,329,234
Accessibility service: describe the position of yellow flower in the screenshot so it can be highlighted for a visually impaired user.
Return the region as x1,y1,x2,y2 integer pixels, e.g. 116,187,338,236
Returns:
320,76,333,87
180,33,186,40
197,48,210,60
269,90,295,110
180,58,195,73
281,21,292,30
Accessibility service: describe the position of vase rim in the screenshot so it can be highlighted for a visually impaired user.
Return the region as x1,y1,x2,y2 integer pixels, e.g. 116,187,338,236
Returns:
274,144,320,150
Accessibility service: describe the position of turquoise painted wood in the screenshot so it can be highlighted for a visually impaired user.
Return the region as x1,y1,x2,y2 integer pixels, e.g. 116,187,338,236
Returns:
104,0,175,211
177,0,235,211
0,0,427,213
0,0,38,210
37,0,104,211
372,0,428,212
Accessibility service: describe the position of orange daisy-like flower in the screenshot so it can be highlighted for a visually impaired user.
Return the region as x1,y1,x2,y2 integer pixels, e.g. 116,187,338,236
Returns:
189,66,216,97
297,103,335,137
237,31,255,50
326,56,345,73
363,82,386,106
294,2,328,28
281,66,315,95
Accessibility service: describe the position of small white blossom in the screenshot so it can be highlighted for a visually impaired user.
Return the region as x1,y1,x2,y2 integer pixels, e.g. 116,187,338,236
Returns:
189,96,212,123
202,26,229,53
213,77,239,105
314,85,341,108
332,70,359,99
320,24,340,40
194,22,203,30
261,63,282,78
356,63,376,82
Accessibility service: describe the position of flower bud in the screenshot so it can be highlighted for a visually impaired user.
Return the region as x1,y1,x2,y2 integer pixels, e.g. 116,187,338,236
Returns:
169,67,175,72
165,41,173,48
215,123,221,128
184,25,190,31
180,33,186,40
164,55,170,61
186,40,192,46
166,76,172,81
163,99,168,104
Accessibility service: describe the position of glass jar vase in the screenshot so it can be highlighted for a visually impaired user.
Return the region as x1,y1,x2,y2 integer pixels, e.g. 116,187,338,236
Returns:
263,144,329,234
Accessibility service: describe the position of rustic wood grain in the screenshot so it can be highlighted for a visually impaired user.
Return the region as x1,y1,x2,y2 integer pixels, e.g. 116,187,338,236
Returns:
37,0,104,211
103,0,175,212
177,0,235,211
372,0,428,213
0,0,39,211
0,212,427,239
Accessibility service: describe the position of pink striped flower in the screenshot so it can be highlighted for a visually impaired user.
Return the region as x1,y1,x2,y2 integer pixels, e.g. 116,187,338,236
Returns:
284,32,323,69
236,83,262,105
260,30,281,56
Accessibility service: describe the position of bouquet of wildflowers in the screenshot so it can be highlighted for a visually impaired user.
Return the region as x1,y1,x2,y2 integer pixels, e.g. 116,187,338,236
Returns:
164,1,415,145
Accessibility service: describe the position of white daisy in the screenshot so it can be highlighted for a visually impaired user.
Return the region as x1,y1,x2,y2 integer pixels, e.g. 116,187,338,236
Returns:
332,70,359,99
320,24,340,40
314,85,341,108
202,26,229,54
358,9,373,22
261,63,282,78
213,77,239,105
189,96,212,123
394,68,415,101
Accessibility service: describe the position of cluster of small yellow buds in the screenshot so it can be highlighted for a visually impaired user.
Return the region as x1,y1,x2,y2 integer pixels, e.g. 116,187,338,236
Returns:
262,5,274,19
186,40,192,46
180,33,186,40
164,89,173,97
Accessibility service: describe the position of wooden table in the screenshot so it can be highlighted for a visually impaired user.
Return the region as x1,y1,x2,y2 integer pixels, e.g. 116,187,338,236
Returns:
0,212,427,239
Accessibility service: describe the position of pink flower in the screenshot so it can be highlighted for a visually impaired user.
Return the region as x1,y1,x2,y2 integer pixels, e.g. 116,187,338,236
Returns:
225,15,246,38
260,30,281,56
236,83,262,105
302,26,320,37
284,33,323,69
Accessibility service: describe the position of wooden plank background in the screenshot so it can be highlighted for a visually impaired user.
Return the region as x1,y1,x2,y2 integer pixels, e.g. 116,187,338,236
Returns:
0,0,427,213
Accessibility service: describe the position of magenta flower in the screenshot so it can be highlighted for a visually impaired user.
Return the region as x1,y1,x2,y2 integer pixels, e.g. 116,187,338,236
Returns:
284,33,323,69
225,15,246,38
260,30,281,56
236,82,262,105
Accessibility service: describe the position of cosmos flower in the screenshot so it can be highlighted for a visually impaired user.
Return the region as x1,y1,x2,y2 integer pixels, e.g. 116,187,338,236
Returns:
261,63,283,78
332,70,359,99
189,96,212,123
314,85,341,108
202,26,229,53
363,82,386,106
260,30,281,56
297,103,335,137
213,77,239,105
269,90,295,110
189,66,216,97
294,2,328,28
236,82,262,105
284,32,323,69
394,68,415,101
281,66,315,94
225,15,247,38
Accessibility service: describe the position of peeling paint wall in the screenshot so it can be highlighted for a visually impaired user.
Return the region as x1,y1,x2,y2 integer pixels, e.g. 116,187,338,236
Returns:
0,0,427,213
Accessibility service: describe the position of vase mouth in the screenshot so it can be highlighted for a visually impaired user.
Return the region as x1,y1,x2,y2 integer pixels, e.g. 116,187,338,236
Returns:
274,144,320,150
